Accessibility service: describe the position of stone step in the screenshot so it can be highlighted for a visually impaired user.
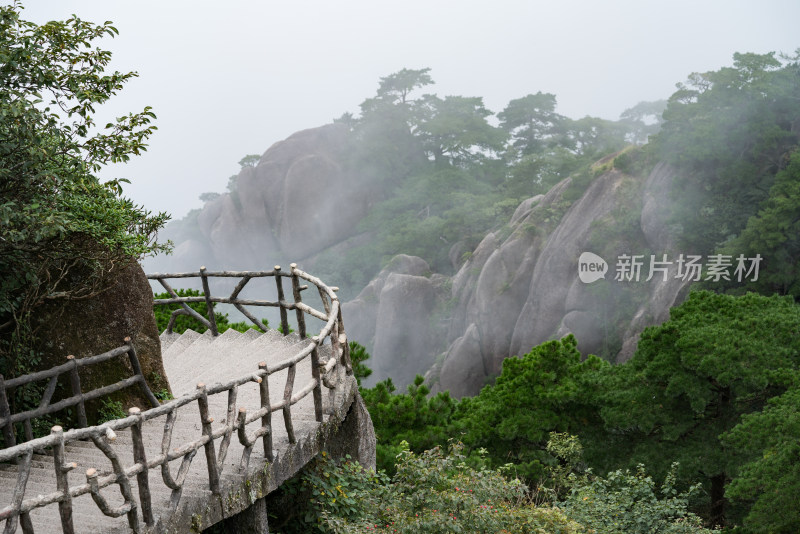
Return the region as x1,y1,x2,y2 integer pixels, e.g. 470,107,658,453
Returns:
158,331,181,352
161,329,203,361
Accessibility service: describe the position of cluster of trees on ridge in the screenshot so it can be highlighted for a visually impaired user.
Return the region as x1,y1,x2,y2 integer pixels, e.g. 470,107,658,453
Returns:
232,66,663,297
204,49,800,305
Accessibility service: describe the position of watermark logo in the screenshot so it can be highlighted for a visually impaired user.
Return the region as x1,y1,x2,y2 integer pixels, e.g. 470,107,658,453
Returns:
578,252,762,284
578,252,608,284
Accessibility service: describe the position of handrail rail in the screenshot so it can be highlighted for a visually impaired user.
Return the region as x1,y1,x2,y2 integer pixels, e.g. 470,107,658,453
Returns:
0,339,160,449
146,264,340,337
0,263,353,534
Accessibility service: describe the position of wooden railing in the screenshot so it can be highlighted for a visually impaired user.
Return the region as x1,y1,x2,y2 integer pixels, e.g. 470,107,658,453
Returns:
147,264,340,338
0,264,352,534
0,339,159,450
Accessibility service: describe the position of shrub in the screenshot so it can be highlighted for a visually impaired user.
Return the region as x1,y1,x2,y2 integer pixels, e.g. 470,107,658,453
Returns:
272,452,387,534
317,442,582,534
559,463,713,534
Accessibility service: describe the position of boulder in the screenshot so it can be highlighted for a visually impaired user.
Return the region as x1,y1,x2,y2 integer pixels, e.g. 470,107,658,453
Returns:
34,262,169,424
343,255,441,389
437,323,487,398
371,273,437,389
146,123,376,274
509,170,629,357
344,254,432,352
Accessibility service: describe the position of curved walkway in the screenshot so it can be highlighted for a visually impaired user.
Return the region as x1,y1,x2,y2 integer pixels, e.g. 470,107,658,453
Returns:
0,266,367,534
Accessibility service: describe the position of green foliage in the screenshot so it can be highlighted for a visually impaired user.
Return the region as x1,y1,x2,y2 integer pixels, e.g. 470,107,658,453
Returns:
542,432,589,501
503,146,581,199
320,294,799,532
722,384,800,532
455,335,609,482
316,442,582,534
716,148,800,298
361,375,458,475
349,341,373,386
316,67,643,295
563,115,630,162
619,99,668,145
274,451,387,534
238,154,260,168
499,92,564,157
560,166,596,204
600,290,800,525
545,433,712,533
560,463,712,534
97,399,126,424
326,293,800,530
149,372,173,402
415,94,506,166
153,288,269,334
357,166,507,274
276,438,722,534
0,3,169,375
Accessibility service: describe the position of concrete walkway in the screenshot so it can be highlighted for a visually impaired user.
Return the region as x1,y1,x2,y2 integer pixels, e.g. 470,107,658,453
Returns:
0,328,357,534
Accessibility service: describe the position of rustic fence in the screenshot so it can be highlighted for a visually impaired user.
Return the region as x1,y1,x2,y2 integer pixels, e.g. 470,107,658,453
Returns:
0,264,352,534
0,341,159,450
149,264,334,337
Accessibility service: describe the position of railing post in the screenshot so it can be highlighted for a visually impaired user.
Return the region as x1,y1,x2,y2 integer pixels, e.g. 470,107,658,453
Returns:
310,339,323,422
330,310,341,376
337,306,353,375
199,266,219,336
289,264,307,339
129,407,155,527
258,362,273,461
52,425,76,534
196,383,221,495
274,265,290,335
67,355,88,428
6,449,34,534
124,337,161,408
0,375,16,448
282,363,296,444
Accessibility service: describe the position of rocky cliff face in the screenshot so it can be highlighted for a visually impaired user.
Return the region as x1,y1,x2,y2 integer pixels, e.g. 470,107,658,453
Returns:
348,161,691,397
145,123,373,274
344,255,450,388
433,162,691,397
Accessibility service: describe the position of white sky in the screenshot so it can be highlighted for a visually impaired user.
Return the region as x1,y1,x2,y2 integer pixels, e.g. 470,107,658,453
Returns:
18,0,800,220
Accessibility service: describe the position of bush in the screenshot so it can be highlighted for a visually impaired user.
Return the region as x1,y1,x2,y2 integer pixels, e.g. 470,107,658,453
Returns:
559,463,713,534
317,441,582,534
361,376,457,475
271,452,387,534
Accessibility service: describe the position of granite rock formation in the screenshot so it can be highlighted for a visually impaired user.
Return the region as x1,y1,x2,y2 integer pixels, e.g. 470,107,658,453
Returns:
344,255,449,389
347,161,691,398
429,162,690,397
146,123,373,273
34,262,169,421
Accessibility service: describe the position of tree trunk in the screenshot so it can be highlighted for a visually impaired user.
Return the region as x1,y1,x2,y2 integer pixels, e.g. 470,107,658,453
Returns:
710,473,727,528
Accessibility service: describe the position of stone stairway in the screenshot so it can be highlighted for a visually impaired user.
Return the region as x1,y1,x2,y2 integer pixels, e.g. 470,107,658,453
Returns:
0,327,349,534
